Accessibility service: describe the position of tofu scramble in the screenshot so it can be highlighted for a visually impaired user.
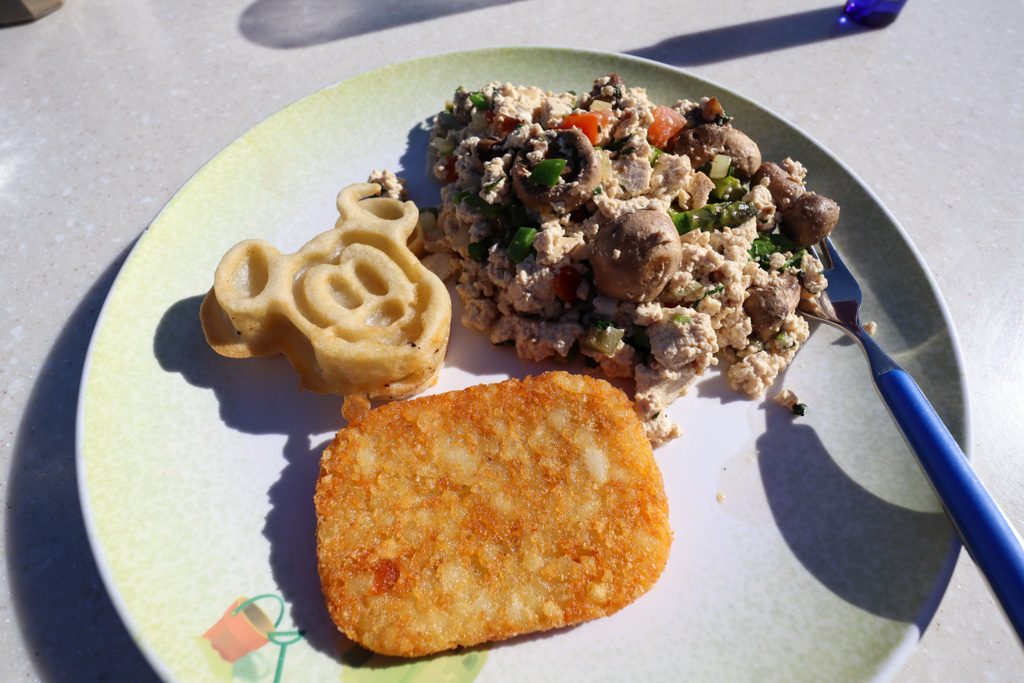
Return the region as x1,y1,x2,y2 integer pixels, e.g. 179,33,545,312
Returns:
416,74,840,445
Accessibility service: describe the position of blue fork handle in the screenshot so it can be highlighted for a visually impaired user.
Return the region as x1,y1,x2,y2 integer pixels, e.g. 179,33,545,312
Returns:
873,365,1024,638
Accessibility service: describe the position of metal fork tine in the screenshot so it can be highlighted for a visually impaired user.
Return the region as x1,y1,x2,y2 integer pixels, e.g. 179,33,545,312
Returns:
821,237,843,272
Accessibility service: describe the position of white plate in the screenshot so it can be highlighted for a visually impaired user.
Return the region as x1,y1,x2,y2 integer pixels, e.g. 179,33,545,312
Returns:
77,47,968,682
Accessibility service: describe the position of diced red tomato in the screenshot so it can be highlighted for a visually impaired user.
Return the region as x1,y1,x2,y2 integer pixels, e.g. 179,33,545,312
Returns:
648,106,685,148
558,110,616,145
485,110,522,136
441,156,457,183
553,266,582,304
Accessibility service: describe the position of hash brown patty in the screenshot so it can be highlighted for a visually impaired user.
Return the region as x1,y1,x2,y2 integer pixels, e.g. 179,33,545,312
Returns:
315,371,671,657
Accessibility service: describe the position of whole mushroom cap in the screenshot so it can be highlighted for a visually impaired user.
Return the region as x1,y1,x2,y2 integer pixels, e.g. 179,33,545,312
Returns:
780,192,840,247
674,124,762,180
751,162,805,209
744,276,802,341
591,210,683,303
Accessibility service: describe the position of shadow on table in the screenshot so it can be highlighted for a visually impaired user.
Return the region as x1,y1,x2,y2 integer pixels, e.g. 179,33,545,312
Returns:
757,399,959,629
627,6,868,66
239,0,525,50
5,241,162,682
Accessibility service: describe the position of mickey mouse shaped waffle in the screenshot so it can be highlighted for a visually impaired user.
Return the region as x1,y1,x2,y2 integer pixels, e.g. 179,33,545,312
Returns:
200,183,452,410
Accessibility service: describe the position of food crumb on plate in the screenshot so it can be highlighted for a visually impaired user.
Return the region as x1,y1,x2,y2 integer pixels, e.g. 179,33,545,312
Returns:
773,388,807,416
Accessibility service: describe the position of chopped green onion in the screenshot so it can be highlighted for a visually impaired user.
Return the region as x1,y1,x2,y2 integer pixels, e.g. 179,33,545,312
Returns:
593,186,603,195
467,241,491,262
671,314,692,325
712,176,746,202
451,190,472,205
529,158,567,187
468,91,489,109
708,154,732,179
775,331,793,348
593,319,614,330
582,324,625,356
649,147,664,166
508,227,538,263
792,402,808,416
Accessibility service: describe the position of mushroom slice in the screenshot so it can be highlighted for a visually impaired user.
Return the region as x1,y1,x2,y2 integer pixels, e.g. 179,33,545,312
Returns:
674,124,762,180
591,210,682,303
744,276,801,341
511,128,600,213
751,161,805,209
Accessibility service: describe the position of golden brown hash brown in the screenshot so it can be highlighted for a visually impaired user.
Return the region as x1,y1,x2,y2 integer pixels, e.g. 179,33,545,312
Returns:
315,371,671,657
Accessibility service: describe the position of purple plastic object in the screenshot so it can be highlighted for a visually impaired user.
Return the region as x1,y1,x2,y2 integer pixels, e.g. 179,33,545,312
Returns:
843,0,907,27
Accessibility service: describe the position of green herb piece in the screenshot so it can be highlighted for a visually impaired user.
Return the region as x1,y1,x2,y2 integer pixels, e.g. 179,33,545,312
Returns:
792,402,808,416
628,326,650,352
749,232,804,270
582,324,625,356
699,284,725,302
593,319,613,330
501,202,536,235
508,227,538,263
482,180,500,191
467,240,491,262
604,136,633,153
649,147,664,166
593,186,603,195
671,314,692,325
468,91,489,109
714,113,734,126
712,176,745,202
461,193,502,218
785,248,808,270
451,190,472,205
528,158,568,187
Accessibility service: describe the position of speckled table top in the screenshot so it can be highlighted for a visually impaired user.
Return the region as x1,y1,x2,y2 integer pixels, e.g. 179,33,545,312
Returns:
2,0,1022,681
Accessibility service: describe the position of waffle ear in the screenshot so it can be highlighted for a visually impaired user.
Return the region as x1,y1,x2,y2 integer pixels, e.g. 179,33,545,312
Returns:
200,183,451,402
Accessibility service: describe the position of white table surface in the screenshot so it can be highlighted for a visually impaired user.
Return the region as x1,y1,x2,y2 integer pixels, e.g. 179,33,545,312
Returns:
2,0,1022,680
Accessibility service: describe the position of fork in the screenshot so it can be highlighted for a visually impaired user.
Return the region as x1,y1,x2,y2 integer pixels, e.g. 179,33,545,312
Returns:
802,237,1024,640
